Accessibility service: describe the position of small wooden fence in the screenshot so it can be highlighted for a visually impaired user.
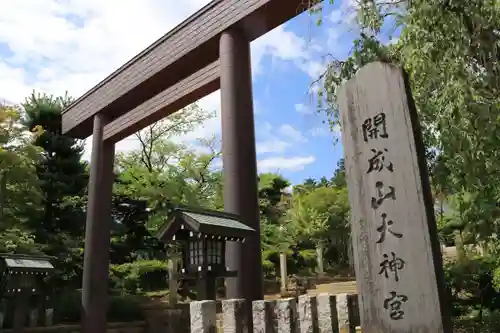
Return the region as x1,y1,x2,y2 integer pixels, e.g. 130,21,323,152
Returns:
191,293,360,332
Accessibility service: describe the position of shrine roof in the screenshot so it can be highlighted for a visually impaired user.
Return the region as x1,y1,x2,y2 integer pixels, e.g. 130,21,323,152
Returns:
0,253,54,271
156,207,255,242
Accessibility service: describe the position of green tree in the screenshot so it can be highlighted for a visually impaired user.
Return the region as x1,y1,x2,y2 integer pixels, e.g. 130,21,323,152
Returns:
314,0,500,321
316,0,500,241
288,186,351,270
258,173,291,224
116,137,222,231
109,196,164,264
114,103,220,232
0,103,43,254
292,177,317,194
132,104,215,173
330,158,346,188
22,92,88,287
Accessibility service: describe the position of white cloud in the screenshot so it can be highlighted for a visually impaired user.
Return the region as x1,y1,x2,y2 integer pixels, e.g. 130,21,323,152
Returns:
1,1,330,176
329,0,359,26
329,9,345,25
295,103,313,115
254,122,308,156
256,140,290,154
212,154,316,174
251,22,333,80
328,0,405,31
251,25,308,74
309,127,330,137
258,156,316,172
278,124,307,143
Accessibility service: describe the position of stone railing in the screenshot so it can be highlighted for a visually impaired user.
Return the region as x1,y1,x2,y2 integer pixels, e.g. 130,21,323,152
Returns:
191,293,360,333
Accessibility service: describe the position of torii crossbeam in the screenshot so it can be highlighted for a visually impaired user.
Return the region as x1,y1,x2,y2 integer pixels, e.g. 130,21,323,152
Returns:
61,1,317,332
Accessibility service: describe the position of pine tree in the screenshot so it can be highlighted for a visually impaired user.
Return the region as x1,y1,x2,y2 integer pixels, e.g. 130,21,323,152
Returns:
23,92,88,288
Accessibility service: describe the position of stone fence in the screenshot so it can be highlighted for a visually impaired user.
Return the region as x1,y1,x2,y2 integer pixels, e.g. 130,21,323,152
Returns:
1,321,147,333
191,293,360,333
0,292,360,332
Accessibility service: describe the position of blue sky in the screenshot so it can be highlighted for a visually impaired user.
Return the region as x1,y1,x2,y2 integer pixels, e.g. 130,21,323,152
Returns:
238,2,358,184
0,0,378,185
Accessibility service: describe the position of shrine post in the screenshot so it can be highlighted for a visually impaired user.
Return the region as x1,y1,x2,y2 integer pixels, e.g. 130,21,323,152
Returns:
337,61,453,333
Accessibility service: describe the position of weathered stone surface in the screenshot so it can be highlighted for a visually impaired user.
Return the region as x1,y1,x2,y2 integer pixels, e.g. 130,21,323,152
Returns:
45,308,54,326
252,300,277,333
222,299,247,333
190,300,217,333
317,293,338,333
275,298,297,333
336,294,355,333
279,253,288,294
168,259,179,306
298,295,318,333
337,61,453,333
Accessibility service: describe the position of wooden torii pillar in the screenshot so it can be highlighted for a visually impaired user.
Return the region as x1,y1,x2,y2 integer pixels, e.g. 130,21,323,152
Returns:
219,27,263,304
81,114,115,333
81,26,263,332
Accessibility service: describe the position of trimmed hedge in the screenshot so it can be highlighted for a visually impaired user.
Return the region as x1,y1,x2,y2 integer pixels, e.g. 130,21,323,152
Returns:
109,259,168,295
52,291,145,324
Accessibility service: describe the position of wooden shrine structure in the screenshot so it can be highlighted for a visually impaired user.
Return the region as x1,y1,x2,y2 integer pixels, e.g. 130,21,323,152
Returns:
157,207,255,300
61,1,317,332
60,0,453,331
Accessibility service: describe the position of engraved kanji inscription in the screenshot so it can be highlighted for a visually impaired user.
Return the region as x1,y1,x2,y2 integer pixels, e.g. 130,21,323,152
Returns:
383,292,408,320
362,112,389,142
367,148,394,174
371,181,396,210
376,213,403,243
379,252,405,282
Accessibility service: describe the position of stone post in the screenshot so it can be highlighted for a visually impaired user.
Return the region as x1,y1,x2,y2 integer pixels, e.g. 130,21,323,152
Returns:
316,245,324,276
29,308,38,327
276,298,298,333
454,230,465,261
279,252,288,294
317,293,339,333
45,308,54,326
252,300,277,332
222,299,247,333
190,300,217,333
297,295,318,333
336,294,355,333
168,258,178,306
337,62,452,332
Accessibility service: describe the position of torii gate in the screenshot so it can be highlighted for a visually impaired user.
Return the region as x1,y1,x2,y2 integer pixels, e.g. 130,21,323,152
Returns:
61,1,317,332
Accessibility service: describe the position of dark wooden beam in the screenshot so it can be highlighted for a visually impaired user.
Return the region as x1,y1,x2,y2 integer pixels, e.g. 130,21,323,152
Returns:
219,27,262,324
103,61,219,143
81,114,115,333
61,0,314,139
